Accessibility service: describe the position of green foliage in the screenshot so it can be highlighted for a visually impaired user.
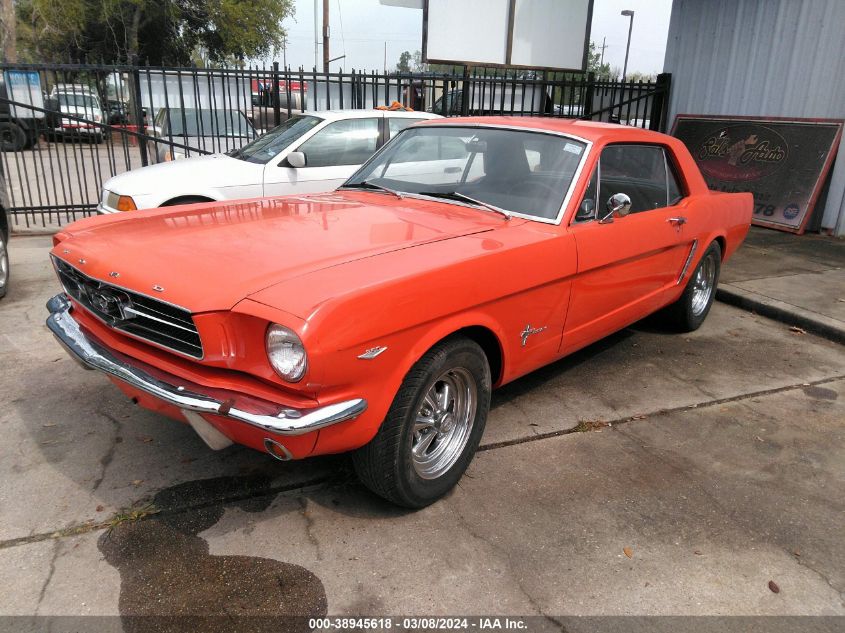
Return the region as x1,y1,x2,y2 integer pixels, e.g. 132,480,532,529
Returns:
626,70,656,83
396,49,463,75
15,0,294,65
587,41,612,80
396,50,412,73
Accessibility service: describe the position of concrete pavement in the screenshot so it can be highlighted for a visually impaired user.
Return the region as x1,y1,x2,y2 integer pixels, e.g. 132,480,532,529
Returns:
1,235,844,621
719,226,845,343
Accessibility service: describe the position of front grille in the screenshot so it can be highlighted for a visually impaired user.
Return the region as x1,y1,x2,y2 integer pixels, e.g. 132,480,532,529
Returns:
53,257,204,359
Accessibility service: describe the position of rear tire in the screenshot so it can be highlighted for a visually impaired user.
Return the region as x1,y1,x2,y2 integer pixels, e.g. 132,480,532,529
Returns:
661,240,721,332
0,122,27,152
353,336,491,508
0,230,9,299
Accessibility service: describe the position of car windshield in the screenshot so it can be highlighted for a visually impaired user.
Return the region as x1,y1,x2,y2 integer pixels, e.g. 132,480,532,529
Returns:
344,126,587,220
229,115,322,164
161,108,254,138
58,94,99,109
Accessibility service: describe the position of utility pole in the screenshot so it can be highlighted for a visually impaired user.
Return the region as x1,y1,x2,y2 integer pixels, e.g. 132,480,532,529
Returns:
322,0,330,73
599,36,607,68
313,0,318,69
384,42,387,73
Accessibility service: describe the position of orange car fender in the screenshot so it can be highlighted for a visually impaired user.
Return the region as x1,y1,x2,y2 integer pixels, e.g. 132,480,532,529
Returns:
312,310,508,456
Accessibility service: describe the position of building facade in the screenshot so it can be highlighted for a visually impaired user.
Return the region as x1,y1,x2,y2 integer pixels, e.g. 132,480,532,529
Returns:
663,0,845,235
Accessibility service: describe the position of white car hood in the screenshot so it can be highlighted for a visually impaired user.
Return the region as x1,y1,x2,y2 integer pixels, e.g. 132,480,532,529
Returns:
103,153,263,197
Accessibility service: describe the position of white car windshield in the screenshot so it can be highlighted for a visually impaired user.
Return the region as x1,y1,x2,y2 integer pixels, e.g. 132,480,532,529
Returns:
58,94,99,109
162,108,254,138
344,126,587,220
230,115,323,164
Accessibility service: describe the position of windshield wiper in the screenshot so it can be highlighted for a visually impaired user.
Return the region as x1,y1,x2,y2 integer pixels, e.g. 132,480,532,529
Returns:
340,180,404,199
417,191,511,221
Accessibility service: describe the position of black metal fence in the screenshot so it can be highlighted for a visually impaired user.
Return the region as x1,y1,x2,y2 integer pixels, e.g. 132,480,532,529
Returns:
0,61,670,228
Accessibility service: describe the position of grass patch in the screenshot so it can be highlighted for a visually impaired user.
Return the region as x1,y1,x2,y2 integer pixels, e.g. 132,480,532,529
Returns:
573,419,610,433
105,503,158,532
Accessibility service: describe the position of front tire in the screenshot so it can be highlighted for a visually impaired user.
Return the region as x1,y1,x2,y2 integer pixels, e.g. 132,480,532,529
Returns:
353,336,491,508
662,240,721,332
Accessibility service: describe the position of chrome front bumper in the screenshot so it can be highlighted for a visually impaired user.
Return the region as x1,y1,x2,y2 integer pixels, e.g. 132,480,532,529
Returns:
46,294,367,436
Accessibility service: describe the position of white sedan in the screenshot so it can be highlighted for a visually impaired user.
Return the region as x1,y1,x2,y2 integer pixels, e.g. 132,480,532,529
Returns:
98,109,440,213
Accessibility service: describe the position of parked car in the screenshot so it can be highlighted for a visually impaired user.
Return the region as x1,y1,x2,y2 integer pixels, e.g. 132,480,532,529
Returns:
46,85,106,143
46,118,752,507
0,72,42,151
145,107,258,163
97,109,441,213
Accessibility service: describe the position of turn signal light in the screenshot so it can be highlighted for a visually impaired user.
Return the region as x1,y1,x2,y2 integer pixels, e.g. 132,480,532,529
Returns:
116,195,137,212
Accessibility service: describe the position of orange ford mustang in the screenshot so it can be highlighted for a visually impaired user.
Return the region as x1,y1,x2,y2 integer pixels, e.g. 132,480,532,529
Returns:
46,117,752,507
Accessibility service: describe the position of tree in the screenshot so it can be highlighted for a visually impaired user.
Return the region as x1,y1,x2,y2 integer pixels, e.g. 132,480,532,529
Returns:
15,0,294,65
396,50,412,73
587,41,612,80
0,0,16,62
627,71,656,83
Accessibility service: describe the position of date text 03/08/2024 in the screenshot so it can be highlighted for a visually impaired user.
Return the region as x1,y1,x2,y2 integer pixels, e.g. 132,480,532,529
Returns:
309,617,529,630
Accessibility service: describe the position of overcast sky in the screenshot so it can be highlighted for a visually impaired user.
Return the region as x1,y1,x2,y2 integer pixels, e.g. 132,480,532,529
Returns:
271,0,672,75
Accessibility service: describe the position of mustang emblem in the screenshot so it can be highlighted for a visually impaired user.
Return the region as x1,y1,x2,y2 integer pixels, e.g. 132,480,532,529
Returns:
358,346,388,360
90,289,122,318
87,286,134,321
520,324,547,347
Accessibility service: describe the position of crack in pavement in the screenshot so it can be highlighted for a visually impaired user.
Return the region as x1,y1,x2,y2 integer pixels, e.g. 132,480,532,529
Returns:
298,497,322,561
34,539,60,615
2,373,844,553
477,374,845,452
91,410,122,493
448,503,544,617
792,553,845,607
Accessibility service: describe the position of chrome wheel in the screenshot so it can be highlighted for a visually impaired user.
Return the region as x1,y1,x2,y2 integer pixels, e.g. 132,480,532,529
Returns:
691,252,716,316
0,235,8,292
411,367,477,480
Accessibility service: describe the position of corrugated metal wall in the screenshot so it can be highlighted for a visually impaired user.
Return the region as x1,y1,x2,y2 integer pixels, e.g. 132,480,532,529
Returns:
663,0,845,235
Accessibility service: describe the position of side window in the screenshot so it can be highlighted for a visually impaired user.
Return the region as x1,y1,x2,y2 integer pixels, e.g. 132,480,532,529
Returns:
297,118,380,167
598,145,668,213
388,118,426,138
574,166,598,222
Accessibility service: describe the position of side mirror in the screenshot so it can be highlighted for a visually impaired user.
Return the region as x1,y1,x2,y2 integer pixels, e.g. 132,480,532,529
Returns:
599,193,632,223
286,151,306,168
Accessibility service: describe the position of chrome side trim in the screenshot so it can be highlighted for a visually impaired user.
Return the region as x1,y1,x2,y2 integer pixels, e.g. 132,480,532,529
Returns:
46,294,367,436
677,239,699,285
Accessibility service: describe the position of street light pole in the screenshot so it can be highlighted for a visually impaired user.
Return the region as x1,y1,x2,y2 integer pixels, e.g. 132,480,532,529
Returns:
621,10,634,82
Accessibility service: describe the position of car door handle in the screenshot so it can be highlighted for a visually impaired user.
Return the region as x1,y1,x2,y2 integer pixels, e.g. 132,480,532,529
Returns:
667,216,687,225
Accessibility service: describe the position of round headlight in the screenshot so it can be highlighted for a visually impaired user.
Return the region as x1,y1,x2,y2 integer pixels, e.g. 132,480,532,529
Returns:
266,324,307,382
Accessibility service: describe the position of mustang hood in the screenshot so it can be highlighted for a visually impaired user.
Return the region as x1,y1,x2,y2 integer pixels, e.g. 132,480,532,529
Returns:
52,192,500,313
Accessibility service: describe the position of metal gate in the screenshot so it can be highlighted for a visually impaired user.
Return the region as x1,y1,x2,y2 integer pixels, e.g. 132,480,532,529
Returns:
0,62,671,229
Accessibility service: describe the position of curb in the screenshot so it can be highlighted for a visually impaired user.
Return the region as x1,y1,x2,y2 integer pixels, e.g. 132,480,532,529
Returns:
716,284,845,345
